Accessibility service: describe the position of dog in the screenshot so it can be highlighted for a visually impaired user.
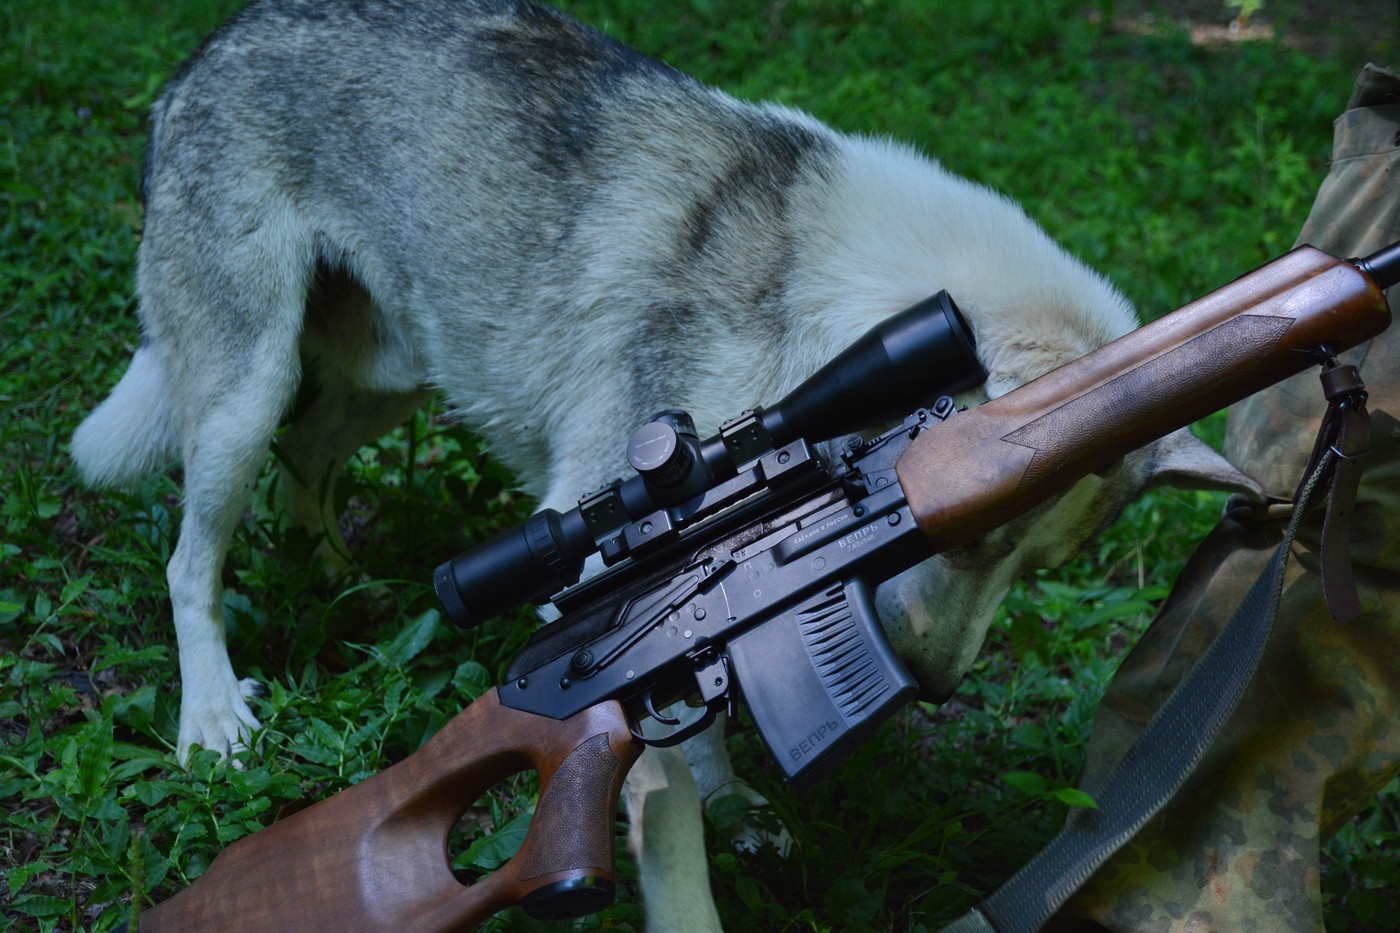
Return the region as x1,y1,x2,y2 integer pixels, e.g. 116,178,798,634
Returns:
72,0,1259,927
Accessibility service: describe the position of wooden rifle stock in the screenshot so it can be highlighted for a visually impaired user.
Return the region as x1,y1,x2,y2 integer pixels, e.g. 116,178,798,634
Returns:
139,689,640,932
896,246,1393,548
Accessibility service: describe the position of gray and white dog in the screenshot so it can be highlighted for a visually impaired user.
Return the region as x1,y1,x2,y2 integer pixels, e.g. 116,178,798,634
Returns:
73,0,1256,927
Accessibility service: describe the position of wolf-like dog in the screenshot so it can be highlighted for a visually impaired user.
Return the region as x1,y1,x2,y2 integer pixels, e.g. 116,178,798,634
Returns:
73,0,1257,927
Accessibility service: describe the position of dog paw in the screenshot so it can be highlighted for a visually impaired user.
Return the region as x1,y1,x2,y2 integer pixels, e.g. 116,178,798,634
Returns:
729,814,793,858
708,785,793,857
177,677,264,768
238,677,267,700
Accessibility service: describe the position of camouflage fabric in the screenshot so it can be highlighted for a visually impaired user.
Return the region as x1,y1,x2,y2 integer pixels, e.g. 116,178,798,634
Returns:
1053,65,1400,932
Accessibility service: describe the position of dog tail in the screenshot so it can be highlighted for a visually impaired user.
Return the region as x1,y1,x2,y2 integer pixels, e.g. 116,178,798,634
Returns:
72,341,180,488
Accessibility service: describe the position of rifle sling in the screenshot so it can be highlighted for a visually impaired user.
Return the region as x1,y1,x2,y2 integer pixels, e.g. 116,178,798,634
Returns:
1310,362,1370,622
939,360,1370,933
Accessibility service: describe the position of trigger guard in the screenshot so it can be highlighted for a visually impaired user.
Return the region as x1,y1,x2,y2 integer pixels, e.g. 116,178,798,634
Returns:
629,698,719,748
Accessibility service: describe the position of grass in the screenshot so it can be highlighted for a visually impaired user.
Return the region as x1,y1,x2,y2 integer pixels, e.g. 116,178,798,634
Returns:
3,0,1397,929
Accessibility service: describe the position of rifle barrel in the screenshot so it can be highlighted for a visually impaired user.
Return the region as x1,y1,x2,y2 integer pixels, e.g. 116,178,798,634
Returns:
1356,240,1400,291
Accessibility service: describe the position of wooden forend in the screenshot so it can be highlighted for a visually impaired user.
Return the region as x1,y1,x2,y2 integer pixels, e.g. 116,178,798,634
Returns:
897,246,1391,550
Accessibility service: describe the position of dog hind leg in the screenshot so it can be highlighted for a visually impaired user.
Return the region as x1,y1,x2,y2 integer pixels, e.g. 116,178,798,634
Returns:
279,271,432,571
277,380,431,574
169,414,289,763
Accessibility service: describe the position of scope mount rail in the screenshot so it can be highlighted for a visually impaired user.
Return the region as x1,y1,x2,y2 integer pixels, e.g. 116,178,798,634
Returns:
435,289,986,629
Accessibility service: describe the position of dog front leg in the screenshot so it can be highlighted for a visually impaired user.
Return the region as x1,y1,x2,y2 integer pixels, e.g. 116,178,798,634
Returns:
624,745,725,933
165,347,304,764
167,468,266,764
683,719,792,856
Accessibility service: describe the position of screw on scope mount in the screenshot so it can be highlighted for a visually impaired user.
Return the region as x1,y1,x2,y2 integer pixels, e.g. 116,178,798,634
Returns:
434,289,989,630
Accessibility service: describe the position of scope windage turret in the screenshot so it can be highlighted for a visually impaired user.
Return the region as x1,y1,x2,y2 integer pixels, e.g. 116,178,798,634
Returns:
434,289,988,629
626,410,706,494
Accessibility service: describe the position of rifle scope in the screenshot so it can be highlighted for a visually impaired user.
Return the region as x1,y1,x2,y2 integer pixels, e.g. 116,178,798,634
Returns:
435,289,987,629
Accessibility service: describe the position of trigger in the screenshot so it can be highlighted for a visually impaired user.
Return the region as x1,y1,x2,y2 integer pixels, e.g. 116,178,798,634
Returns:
628,654,733,748
629,702,718,748
643,692,682,726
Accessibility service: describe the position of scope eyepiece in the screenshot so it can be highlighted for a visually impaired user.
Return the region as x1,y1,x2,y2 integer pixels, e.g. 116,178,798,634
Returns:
435,508,592,629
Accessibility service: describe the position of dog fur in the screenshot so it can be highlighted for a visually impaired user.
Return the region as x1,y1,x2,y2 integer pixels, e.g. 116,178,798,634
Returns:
72,1,1257,927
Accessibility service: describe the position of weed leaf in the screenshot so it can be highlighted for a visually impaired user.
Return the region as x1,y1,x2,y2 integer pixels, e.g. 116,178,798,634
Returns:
451,808,533,871
380,608,441,666
1054,787,1099,809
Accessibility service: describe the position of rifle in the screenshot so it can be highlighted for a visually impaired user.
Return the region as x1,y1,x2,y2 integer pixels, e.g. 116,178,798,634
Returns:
136,243,1397,931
